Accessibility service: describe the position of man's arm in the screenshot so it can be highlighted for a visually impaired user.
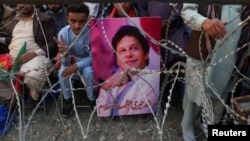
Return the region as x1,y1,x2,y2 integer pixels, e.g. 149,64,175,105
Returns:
101,69,131,91
181,3,208,31
75,51,92,69
181,3,227,39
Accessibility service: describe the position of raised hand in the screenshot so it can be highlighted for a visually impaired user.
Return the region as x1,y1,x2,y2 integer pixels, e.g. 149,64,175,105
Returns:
53,35,68,55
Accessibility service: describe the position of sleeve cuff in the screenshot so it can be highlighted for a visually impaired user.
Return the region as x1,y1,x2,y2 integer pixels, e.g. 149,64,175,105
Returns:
197,17,208,31
34,49,46,56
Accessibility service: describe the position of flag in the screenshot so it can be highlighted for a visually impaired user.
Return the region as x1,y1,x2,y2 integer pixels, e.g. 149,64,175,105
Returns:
12,42,26,92
12,41,26,73
0,54,12,71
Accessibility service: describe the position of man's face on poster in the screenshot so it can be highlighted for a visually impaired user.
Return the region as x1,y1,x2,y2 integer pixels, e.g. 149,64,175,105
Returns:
116,35,149,70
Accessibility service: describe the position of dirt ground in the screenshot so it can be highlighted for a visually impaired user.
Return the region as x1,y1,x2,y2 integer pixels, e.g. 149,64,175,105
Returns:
0,91,207,141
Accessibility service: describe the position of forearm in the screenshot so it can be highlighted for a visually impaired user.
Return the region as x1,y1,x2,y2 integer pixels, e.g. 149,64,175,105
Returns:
76,55,92,69
101,71,130,91
34,48,46,56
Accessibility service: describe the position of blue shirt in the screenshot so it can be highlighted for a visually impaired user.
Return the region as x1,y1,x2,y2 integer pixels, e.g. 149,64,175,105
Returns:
58,25,92,69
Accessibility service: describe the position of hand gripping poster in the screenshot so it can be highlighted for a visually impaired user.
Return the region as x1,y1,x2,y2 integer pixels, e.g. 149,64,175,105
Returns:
90,17,161,117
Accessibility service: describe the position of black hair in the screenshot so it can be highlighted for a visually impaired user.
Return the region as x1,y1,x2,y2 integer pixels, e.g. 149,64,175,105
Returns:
66,3,89,16
112,25,150,65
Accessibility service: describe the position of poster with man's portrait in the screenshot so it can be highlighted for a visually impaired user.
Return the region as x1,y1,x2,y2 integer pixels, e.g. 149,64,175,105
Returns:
90,17,161,117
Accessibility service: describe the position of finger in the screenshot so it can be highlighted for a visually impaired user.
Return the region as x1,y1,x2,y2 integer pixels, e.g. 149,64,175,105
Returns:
206,28,216,39
212,27,221,39
60,35,66,45
218,24,227,37
55,53,61,60
222,21,228,26
62,69,69,77
18,58,23,63
19,58,26,63
53,37,60,44
215,21,227,38
211,24,224,39
62,71,66,77
18,54,25,62
219,32,226,39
